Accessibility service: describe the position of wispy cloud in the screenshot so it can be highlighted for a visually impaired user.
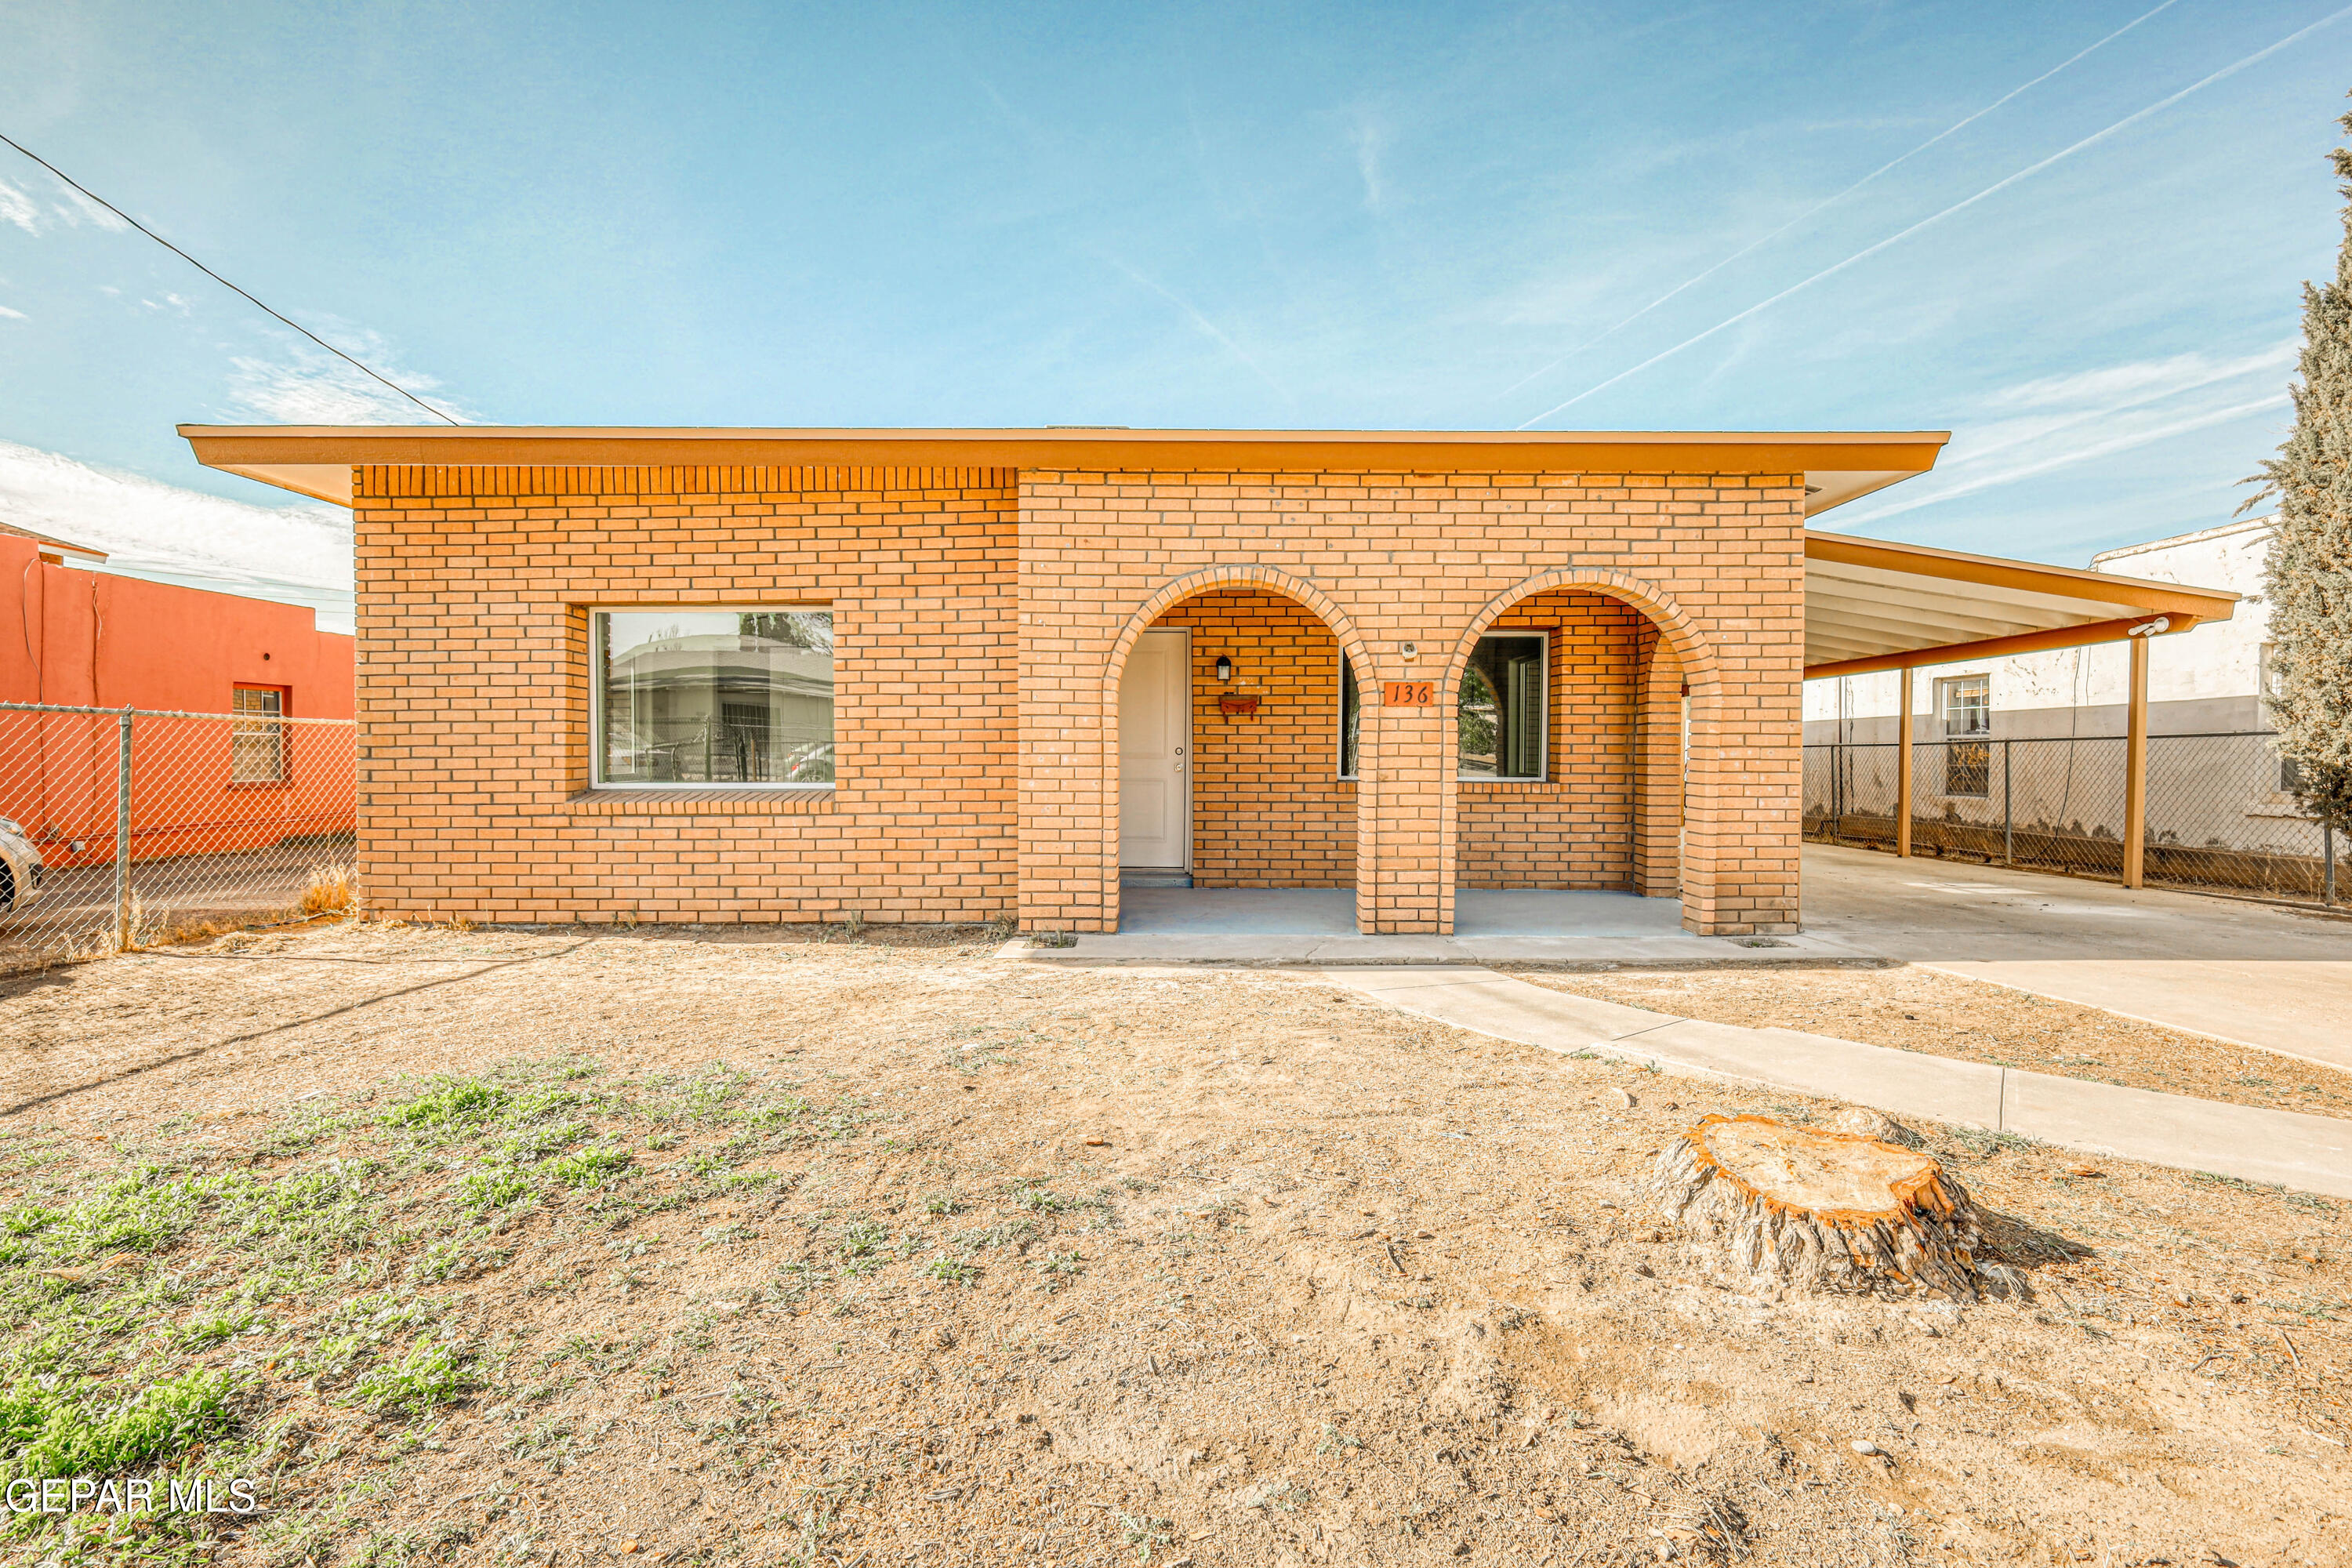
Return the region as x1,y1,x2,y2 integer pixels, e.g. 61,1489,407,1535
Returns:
226,325,472,424
0,178,39,235
0,438,353,629
1102,256,1293,404
0,304,24,321
1518,1,2350,427
1350,116,1388,214
1497,0,2183,407
1838,342,2296,525
0,165,132,236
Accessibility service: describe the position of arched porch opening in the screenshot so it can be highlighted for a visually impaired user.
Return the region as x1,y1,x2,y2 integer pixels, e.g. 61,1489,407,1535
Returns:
1101,570,1374,935
1439,570,1719,935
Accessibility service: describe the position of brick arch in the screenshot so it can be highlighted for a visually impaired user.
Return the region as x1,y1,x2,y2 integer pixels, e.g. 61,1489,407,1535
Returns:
1102,564,1375,706
1098,565,1379,934
1441,567,1718,699
1436,567,1719,935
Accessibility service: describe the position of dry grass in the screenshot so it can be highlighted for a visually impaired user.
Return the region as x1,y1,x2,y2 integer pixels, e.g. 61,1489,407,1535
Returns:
0,924,2345,1567
299,863,356,918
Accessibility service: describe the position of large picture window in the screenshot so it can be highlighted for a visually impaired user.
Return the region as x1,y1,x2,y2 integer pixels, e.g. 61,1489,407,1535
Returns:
593,608,834,787
1459,633,1546,780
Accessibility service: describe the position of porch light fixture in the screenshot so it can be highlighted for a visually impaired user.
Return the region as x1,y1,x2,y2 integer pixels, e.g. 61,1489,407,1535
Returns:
1214,655,1233,683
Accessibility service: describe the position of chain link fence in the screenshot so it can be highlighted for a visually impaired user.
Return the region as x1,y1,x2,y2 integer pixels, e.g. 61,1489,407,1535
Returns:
0,702,357,975
1804,731,2343,906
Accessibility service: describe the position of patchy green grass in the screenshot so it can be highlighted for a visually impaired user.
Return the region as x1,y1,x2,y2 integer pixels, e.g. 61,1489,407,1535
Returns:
0,1056,869,1565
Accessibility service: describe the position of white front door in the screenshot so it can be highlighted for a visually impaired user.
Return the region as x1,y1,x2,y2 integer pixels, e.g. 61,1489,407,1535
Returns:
1119,629,1190,869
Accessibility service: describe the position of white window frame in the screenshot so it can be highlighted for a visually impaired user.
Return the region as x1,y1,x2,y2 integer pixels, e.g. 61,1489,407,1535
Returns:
1934,673,1991,800
230,686,288,784
589,604,835,791
1457,630,1549,783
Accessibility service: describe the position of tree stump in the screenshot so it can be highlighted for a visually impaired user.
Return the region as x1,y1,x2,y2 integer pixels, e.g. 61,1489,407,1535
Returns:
1643,1114,2020,1302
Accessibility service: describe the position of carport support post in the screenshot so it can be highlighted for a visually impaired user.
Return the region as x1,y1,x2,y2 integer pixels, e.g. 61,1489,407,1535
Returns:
113,706,132,953
2122,633,2149,890
1895,666,1913,858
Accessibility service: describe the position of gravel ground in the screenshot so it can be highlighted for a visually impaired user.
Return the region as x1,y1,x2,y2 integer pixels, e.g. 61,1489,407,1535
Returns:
1504,963,2352,1121
1,920,2346,1568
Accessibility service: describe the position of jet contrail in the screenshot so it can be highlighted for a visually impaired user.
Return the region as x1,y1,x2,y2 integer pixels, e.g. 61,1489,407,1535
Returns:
1518,2,2352,429
1495,0,2182,403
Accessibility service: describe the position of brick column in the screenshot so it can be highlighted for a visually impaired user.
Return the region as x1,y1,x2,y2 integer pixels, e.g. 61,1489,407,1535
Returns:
1356,688,1450,933
1632,633,1685,898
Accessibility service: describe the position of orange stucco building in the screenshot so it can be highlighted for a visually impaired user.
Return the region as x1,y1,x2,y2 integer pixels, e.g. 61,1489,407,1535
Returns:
0,524,354,869
180,426,1963,937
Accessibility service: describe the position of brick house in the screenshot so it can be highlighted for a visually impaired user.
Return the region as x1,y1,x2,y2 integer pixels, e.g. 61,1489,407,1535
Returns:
180,424,2234,937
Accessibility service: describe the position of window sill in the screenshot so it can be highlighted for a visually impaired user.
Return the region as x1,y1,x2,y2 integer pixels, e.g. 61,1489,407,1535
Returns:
564,788,836,816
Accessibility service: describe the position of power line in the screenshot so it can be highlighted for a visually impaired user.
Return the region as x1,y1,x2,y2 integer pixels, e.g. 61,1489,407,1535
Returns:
0,131,460,425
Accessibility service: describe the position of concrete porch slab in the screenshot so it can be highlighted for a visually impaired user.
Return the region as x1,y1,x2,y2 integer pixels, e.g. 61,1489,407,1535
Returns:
1038,884,1839,967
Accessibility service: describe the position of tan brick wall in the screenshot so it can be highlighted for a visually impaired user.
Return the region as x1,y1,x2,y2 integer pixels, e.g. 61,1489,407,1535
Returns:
1146,588,1356,887
351,463,1801,936
351,465,1016,925
1018,470,1805,936
1456,590,1643,890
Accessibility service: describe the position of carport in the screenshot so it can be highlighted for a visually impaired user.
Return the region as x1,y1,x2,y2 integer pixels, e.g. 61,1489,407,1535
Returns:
1800,530,2240,888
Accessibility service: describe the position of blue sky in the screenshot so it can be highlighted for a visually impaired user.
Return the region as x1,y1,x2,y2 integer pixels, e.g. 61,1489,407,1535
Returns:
2,0,2347,630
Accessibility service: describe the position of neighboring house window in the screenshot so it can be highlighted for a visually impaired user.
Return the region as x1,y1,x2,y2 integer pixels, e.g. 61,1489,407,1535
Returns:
593,608,834,787
1338,656,1360,780
1937,673,1990,797
1458,633,1546,780
230,687,287,782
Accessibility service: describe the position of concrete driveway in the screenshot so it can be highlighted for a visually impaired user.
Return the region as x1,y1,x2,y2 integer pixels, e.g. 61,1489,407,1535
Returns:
1802,843,2352,1073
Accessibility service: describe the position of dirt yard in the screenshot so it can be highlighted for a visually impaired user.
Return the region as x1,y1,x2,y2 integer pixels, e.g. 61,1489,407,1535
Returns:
1,922,2346,1568
1504,964,2352,1120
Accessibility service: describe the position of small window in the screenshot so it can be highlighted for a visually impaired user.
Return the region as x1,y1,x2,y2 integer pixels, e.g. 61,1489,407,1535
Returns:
2282,753,2307,795
593,608,834,787
1458,633,1547,781
231,687,286,782
1338,656,1360,780
1936,674,1990,797
2260,642,2288,707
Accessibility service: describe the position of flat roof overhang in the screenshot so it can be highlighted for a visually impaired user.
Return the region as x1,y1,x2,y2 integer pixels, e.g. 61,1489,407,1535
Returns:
1802,531,2238,677
177,423,1949,517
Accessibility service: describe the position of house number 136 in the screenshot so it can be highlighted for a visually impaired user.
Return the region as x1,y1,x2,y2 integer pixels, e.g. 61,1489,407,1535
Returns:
1382,681,1435,706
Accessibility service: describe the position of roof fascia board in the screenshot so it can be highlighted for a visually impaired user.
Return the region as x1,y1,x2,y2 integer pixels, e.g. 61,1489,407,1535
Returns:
1805,529,2238,621
180,426,1949,510
1804,615,2204,680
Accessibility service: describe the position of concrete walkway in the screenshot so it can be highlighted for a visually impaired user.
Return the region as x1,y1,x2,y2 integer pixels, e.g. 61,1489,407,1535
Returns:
1800,844,2352,1074
1059,850,2352,1075
1323,965,2352,1199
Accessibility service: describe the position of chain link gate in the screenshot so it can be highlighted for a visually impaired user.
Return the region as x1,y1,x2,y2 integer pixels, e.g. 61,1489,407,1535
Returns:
0,702,358,975
1803,730,2342,906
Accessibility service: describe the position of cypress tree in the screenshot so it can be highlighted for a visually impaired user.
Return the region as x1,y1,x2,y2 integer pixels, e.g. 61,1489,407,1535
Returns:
2249,95,2352,841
